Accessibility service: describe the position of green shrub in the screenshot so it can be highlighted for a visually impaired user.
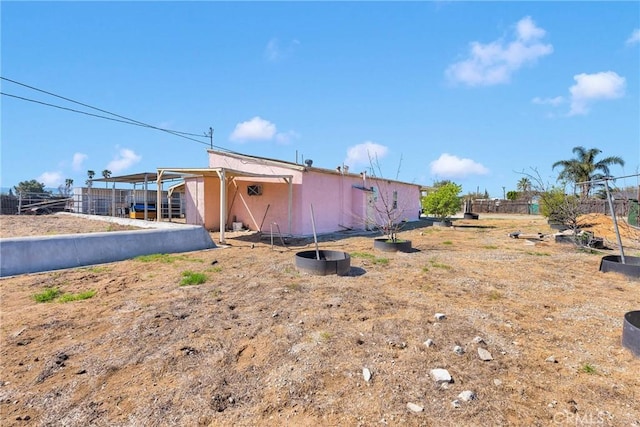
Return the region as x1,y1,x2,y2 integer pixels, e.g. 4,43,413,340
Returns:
180,271,207,286
58,290,97,303
421,182,462,221
32,288,61,303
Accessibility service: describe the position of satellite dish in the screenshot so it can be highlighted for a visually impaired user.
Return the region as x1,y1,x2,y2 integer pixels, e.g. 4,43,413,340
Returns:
305,159,313,167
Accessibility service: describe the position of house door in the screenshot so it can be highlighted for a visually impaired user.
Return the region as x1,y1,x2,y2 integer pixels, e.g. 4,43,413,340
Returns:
366,191,376,231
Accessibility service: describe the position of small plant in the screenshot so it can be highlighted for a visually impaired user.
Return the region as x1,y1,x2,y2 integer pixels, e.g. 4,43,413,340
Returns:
442,240,453,245
351,252,389,265
488,290,502,300
429,260,452,270
59,290,97,303
33,287,61,303
86,266,110,273
483,245,499,249
524,251,550,256
208,266,223,273
180,271,207,286
319,331,332,342
135,253,192,263
580,363,596,374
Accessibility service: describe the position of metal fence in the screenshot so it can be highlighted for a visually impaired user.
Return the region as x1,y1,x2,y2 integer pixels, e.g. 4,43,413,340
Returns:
1,188,185,219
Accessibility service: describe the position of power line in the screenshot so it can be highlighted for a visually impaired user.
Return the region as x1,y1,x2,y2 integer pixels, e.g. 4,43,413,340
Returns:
0,76,221,147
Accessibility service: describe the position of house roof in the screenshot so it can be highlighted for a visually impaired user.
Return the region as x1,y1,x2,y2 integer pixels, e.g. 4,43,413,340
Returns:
207,149,422,188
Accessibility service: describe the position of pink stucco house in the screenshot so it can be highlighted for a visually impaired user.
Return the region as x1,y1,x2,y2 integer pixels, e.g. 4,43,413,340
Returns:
157,150,421,242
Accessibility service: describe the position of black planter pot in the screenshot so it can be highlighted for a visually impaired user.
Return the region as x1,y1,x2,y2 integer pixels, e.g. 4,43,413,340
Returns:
295,250,351,276
599,255,640,278
547,220,569,231
622,311,640,358
373,238,412,253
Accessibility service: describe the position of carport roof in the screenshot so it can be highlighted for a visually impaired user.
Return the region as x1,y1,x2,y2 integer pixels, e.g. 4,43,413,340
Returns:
91,172,186,184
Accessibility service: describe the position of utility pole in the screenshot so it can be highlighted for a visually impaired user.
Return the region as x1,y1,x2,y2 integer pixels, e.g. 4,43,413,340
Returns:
502,186,506,200
205,127,213,149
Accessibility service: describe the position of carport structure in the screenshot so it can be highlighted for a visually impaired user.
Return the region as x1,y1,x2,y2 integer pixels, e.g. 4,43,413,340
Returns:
91,171,184,220
155,167,294,244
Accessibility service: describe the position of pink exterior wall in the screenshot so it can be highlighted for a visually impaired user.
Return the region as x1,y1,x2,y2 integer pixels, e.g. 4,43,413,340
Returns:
184,177,205,226
227,179,294,233
193,151,421,236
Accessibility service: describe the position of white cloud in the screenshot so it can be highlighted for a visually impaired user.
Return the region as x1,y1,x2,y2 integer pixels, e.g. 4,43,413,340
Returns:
532,96,564,106
568,71,626,116
230,116,277,142
38,171,64,187
264,38,300,62
106,148,142,173
429,153,489,179
626,29,640,45
72,152,88,171
446,16,553,86
344,141,389,168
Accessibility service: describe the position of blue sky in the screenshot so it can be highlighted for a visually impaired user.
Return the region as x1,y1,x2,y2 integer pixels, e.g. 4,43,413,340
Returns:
2,1,639,197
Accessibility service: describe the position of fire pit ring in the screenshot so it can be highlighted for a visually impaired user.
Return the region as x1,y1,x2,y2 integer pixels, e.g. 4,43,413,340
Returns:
599,255,640,278
295,250,351,276
622,311,640,358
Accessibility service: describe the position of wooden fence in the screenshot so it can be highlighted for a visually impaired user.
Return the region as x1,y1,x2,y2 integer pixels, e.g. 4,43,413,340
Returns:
470,199,633,217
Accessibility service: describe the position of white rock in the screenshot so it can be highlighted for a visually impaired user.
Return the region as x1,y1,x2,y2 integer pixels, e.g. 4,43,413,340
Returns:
478,348,493,361
406,402,424,413
424,339,435,347
458,390,477,402
545,356,557,363
493,379,502,386
472,336,485,344
362,367,372,382
451,399,461,408
453,345,465,355
430,368,452,383
434,313,446,321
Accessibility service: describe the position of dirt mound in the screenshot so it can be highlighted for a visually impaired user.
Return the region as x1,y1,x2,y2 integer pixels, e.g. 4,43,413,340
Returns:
578,213,640,248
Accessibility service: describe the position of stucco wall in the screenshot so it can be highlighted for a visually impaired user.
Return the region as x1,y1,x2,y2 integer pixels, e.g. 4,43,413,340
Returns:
185,177,205,226
227,179,295,233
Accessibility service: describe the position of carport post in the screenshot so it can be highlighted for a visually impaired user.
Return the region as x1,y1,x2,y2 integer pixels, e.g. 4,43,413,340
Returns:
156,170,164,223
219,169,226,244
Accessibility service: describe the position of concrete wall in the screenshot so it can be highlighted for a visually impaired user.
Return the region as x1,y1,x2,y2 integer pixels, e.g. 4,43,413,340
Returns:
0,215,216,277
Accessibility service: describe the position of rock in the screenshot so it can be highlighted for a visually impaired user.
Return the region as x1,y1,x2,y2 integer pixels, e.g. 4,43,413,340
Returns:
434,313,446,321
493,379,502,386
429,368,452,384
478,348,493,361
472,336,485,344
451,400,461,408
458,390,477,402
423,339,435,348
545,356,557,363
363,367,372,382
406,402,424,413
453,345,464,355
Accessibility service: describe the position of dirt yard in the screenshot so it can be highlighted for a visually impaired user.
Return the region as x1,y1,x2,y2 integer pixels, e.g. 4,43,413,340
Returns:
1,213,639,426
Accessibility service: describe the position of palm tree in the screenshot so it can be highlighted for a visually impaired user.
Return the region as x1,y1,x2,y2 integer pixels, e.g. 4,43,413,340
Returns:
102,169,112,188
517,177,531,193
552,146,625,197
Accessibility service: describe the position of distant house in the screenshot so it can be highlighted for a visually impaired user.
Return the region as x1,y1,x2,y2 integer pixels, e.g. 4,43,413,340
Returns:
157,150,422,242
